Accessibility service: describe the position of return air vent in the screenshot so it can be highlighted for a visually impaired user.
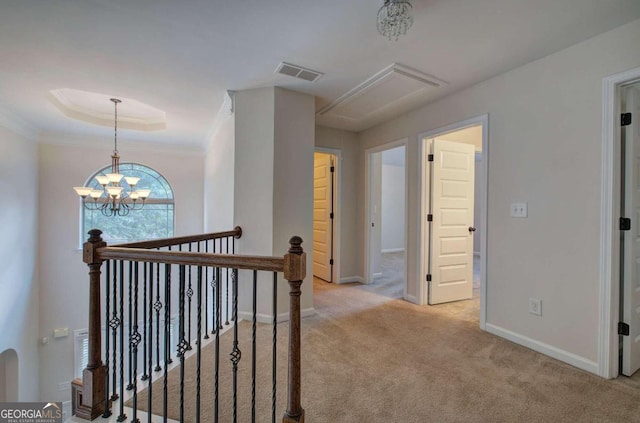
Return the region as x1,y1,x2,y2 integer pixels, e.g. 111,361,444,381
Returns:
275,62,323,82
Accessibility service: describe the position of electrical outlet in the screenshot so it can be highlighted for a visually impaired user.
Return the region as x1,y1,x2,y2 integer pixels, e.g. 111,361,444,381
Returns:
511,202,528,218
529,298,542,316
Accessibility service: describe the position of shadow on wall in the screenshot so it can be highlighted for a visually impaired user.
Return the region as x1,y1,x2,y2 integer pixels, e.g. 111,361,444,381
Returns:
0,349,18,401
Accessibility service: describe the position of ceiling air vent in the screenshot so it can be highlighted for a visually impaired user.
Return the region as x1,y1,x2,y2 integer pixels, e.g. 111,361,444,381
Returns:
275,62,323,82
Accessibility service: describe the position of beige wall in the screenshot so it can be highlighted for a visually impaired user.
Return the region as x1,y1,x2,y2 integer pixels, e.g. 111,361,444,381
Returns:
273,88,315,313
205,112,235,232
315,126,363,281
234,87,314,317
358,18,640,371
38,139,204,401
0,126,39,400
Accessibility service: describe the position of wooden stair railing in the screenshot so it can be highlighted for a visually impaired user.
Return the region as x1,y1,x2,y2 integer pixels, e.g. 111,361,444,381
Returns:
73,226,306,423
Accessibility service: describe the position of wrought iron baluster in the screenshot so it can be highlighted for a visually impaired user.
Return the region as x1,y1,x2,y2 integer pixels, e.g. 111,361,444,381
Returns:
225,237,230,326
230,268,240,423
102,260,112,418
252,270,257,423
204,241,209,339
131,262,141,423
177,265,188,423
166,247,173,365
272,271,278,423
214,267,221,422
163,263,171,423
147,262,154,423
212,240,218,334
187,243,193,350
110,260,119,403
117,261,126,422
219,239,224,330
141,261,149,382
127,262,134,391
196,266,203,423
154,260,162,372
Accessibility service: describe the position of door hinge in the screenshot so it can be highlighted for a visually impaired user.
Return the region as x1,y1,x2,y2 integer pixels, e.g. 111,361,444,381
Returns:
330,212,334,219
426,274,432,282
330,259,334,266
618,322,630,336
428,154,434,162
330,166,335,173
427,214,433,222
620,217,631,231
621,112,632,127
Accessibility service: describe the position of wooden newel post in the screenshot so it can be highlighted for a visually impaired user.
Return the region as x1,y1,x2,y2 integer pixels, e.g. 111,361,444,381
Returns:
76,229,108,420
283,236,306,423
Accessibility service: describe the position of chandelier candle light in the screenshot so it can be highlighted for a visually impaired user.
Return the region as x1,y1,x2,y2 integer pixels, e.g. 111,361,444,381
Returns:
74,98,151,216
377,0,414,41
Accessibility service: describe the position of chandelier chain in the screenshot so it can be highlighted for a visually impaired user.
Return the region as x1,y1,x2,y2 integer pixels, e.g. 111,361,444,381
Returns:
111,98,120,155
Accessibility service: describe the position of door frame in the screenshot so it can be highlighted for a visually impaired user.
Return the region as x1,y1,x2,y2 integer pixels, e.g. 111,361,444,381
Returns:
315,147,341,284
418,114,489,329
364,139,409,298
600,66,640,378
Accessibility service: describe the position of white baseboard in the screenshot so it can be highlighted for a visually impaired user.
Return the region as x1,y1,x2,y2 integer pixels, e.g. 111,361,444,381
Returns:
485,323,599,375
382,248,405,253
404,294,420,305
339,276,365,284
238,307,315,324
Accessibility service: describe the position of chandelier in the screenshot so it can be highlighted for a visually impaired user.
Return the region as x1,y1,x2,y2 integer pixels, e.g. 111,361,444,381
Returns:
74,98,151,217
377,0,414,41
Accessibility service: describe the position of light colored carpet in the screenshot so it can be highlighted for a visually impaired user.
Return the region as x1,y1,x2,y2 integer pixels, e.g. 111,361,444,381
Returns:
129,259,640,422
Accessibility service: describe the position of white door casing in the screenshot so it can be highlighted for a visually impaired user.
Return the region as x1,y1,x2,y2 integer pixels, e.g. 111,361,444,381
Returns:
369,152,383,281
313,152,333,282
428,139,475,305
623,84,640,376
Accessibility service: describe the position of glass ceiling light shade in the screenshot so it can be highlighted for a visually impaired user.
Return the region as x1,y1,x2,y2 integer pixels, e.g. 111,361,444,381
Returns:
377,0,414,41
73,98,151,217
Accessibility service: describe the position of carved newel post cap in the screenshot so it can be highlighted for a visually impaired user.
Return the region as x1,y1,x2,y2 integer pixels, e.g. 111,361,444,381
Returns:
87,229,103,242
288,236,303,255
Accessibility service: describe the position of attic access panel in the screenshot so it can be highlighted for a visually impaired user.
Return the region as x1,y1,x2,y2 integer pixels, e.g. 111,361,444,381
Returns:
317,63,447,127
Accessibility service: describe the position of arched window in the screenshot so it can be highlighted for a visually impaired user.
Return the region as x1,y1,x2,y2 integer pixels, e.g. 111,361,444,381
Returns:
81,163,174,244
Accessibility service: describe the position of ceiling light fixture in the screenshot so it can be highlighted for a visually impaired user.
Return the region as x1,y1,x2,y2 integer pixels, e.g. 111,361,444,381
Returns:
377,0,414,41
74,98,151,216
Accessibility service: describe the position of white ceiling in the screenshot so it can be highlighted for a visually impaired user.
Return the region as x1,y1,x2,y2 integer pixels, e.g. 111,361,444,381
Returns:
1,0,639,149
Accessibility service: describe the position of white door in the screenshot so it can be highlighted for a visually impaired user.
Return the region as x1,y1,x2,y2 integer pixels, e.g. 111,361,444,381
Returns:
428,139,475,305
623,84,640,376
313,152,333,282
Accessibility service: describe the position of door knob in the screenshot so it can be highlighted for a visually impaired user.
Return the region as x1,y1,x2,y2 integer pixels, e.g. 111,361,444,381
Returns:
468,226,476,232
